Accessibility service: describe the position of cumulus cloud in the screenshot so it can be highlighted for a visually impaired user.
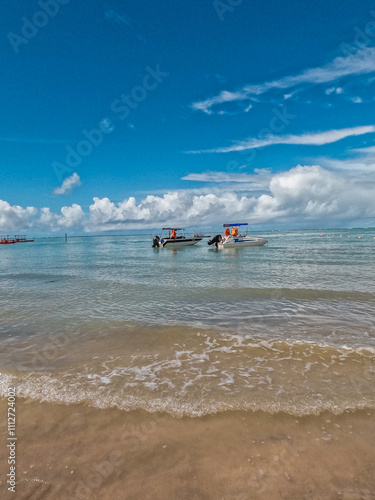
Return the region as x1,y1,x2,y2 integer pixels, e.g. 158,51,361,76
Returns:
188,125,375,154
87,194,185,230
0,201,37,230
0,200,85,232
84,165,375,230
38,204,85,230
53,173,81,195
86,192,253,230
2,164,375,233
192,47,375,114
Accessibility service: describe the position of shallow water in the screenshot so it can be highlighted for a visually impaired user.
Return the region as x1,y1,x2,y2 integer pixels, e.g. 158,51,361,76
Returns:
0,229,374,417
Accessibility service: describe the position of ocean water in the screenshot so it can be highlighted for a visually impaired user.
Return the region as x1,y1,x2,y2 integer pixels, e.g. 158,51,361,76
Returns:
0,229,374,417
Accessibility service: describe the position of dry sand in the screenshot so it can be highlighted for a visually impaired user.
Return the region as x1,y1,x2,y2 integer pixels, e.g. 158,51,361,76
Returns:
0,399,374,499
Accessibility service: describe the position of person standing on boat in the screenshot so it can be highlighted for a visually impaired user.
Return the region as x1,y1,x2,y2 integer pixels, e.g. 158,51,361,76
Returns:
224,228,230,238
231,226,239,236
171,229,177,239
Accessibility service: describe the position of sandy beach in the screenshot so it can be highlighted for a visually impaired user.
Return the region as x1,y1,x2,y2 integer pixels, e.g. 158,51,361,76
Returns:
1,398,374,499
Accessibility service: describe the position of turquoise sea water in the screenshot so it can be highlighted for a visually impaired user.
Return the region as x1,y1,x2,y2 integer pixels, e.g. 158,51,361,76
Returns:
0,229,374,416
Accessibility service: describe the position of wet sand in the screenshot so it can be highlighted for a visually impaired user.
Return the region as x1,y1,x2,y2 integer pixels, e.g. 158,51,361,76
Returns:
0,399,374,499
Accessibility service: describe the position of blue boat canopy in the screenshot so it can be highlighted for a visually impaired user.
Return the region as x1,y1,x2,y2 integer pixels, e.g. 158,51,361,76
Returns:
162,227,184,231
223,223,248,227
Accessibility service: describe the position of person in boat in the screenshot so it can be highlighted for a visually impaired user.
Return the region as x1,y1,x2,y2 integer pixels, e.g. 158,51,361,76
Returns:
231,226,239,236
171,229,177,239
224,228,230,237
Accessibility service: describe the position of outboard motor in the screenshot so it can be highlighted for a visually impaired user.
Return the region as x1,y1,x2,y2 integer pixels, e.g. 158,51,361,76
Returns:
207,234,222,248
152,235,161,248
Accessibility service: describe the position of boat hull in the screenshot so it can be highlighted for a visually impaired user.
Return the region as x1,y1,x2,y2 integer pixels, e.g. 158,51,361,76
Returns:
217,236,268,248
159,238,202,248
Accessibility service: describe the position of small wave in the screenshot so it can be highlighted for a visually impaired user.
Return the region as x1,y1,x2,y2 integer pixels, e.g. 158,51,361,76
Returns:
0,372,374,418
207,287,375,302
1,329,374,418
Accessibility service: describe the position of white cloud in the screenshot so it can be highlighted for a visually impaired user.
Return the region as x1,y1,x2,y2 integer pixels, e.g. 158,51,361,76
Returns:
325,87,344,95
351,96,363,104
84,165,375,229
0,201,37,230
38,204,85,230
2,163,375,233
87,194,184,230
84,191,256,230
192,47,375,114
59,204,85,227
318,144,375,173
188,125,375,154
182,170,272,191
252,164,375,222
53,173,81,195
351,145,375,155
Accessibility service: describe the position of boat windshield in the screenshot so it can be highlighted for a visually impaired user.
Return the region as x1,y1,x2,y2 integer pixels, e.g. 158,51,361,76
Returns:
223,223,248,227
223,224,249,237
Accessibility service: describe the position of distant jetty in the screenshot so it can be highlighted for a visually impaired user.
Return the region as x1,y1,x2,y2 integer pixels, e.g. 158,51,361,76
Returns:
0,235,34,245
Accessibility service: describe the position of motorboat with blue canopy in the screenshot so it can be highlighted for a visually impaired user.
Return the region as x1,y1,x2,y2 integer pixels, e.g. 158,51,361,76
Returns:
207,223,268,249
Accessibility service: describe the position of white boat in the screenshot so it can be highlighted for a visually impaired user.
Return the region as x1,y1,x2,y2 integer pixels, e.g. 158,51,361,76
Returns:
152,228,202,248
207,223,268,249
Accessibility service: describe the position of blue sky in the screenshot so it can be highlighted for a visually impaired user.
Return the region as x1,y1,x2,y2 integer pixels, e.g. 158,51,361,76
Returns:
1,0,375,233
